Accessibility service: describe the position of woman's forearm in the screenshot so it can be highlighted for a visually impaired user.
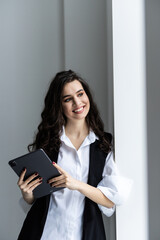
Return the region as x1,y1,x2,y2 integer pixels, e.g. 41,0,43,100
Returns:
77,181,114,208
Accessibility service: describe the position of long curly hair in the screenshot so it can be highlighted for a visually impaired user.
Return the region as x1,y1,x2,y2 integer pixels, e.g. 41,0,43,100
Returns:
28,70,112,156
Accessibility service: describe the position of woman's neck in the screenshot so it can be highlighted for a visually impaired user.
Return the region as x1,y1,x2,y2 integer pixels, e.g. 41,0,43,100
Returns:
65,120,89,139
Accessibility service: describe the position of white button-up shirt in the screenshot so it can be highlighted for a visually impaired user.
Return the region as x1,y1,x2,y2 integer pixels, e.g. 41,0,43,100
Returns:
40,129,132,240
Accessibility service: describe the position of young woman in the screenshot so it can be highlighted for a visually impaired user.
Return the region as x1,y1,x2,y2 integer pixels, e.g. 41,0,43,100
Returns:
17,70,130,240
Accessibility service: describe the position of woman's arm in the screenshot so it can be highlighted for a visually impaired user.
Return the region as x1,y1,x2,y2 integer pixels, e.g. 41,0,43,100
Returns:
48,162,114,208
77,181,114,208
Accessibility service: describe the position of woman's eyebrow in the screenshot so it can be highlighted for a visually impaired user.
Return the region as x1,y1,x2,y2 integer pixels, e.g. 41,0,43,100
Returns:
62,89,84,99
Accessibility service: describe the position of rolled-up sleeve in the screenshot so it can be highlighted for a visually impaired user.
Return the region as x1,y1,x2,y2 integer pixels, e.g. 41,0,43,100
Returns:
97,151,133,217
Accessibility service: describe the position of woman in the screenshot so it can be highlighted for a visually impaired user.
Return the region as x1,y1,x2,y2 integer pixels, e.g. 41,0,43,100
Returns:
17,70,130,240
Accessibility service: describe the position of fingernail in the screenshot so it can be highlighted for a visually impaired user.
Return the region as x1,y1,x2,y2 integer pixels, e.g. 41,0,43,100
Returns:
52,162,55,165
39,180,42,183
39,177,42,180
23,167,26,171
35,172,38,176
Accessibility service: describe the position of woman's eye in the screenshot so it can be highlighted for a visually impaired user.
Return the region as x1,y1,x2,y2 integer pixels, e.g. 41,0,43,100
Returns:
64,98,71,102
78,93,83,97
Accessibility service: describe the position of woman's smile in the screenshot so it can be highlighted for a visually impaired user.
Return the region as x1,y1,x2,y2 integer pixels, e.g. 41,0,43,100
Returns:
72,105,85,114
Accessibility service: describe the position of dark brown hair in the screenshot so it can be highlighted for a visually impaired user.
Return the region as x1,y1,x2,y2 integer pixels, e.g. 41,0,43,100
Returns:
28,70,112,156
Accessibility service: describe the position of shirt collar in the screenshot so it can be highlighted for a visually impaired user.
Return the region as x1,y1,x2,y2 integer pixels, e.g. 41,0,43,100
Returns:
60,126,98,149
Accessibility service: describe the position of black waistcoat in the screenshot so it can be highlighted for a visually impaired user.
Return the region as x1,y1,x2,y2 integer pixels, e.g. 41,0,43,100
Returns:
18,134,112,240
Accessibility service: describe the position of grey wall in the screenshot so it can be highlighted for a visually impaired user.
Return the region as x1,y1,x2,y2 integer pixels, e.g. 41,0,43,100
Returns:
0,1,64,239
64,0,109,129
0,1,114,239
145,0,160,239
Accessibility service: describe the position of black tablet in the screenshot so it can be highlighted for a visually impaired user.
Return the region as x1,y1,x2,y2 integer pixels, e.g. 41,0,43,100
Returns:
8,149,63,198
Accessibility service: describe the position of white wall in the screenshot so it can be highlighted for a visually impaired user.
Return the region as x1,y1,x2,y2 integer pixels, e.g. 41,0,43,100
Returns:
112,1,148,240
0,1,64,239
112,0,160,239
0,1,114,239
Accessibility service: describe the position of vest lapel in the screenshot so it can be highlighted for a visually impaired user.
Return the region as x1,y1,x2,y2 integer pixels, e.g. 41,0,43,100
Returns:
88,140,107,186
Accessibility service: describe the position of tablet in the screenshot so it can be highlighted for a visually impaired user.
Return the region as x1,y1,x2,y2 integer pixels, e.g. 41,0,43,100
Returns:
8,149,63,198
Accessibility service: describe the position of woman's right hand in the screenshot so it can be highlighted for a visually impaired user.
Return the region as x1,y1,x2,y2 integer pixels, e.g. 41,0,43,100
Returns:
17,168,42,204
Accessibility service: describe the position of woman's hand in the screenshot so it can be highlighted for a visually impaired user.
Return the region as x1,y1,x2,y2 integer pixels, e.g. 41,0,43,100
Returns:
17,168,42,204
48,162,80,190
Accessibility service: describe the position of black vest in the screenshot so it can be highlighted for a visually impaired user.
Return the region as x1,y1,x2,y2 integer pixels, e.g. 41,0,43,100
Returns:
18,134,112,240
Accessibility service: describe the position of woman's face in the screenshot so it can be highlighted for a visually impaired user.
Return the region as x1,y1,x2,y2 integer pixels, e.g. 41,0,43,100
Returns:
61,80,90,123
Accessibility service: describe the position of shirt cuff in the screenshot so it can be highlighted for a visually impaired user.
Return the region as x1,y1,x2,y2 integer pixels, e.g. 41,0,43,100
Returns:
97,176,133,206
98,202,116,217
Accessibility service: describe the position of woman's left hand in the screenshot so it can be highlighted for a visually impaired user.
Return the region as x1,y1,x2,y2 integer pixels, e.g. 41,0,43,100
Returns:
48,162,79,190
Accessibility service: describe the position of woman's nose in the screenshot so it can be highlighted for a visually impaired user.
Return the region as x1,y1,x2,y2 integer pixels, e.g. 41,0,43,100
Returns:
73,97,81,106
